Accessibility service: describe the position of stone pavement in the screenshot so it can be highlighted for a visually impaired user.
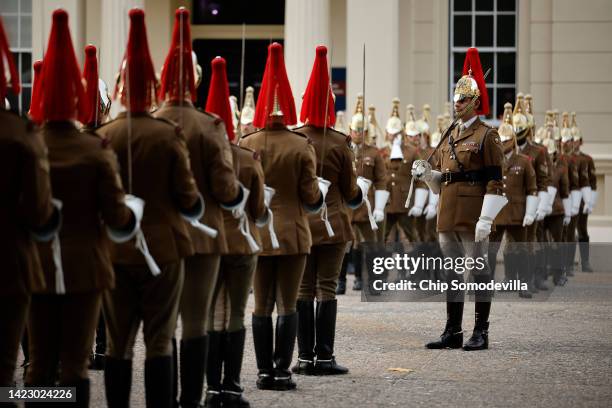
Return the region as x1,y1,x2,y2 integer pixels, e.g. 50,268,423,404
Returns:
15,270,612,407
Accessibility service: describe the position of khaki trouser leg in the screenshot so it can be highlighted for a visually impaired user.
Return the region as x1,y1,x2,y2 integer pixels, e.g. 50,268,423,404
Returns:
0,293,29,386
253,255,307,316
299,243,346,302
180,254,220,339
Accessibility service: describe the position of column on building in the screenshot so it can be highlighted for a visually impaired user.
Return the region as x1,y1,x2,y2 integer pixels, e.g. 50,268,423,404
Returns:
284,0,330,117
346,0,399,146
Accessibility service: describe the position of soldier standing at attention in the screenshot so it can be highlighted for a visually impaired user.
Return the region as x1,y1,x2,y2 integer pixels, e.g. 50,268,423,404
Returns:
0,15,58,397
292,46,366,377
154,9,246,408
239,42,326,391
97,9,203,408
204,56,268,408
413,48,507,351
26,10,137,406
487,103,538,298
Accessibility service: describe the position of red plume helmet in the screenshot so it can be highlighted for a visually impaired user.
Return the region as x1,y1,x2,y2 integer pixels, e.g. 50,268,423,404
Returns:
28,60,43,121
159,7,196,103
205,57,235,142
0,15,20,101
82,45,100,126
32,9,89,123
461,47,489,116
115,8,158,113
300,46,335,128
253,42,296,128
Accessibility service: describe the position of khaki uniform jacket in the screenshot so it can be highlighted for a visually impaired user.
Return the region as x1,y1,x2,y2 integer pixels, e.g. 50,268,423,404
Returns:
434,118,504,232
36,122,132,293
495,152,538,226
580,152,597,190
239,122,321,255
155,103,241,255
296,125,360,245
561,153,580,191
551,154,570,216
520,141,550,191
97,113,201,265
385,145,419,214
224,144,266,255
350,143,387,222
572,152,591,189
0,110,54,295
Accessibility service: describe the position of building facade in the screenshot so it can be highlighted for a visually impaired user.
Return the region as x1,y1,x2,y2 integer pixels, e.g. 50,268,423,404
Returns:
3,0,612,240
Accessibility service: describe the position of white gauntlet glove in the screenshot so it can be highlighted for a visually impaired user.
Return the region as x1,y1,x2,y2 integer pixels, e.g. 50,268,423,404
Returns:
584,190,598,214
475,194,508,242
545,186,557,215
107,194,144,243
535,191,549,221
181,193,218,238
570,190,582,216
581,186,592,213
523,195,539,227
408,188,428,217
372,190,389,225
348,176,372,209
562,197,572,226
424,191,439,220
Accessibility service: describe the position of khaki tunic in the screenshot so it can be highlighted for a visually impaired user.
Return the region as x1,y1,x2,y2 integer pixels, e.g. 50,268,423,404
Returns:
224,144,267,255
580,152,597,190
0,110,53,295
572,152,591,189
385,145,419,214
434,118,504,232
562,153,580,191
551,155,570,216
97,112,201,265
239,122,321,255
155,103,241,255
36,122,132,293
495,152,538,226
350,143,387,222
520,142,550,191
296,125,360,245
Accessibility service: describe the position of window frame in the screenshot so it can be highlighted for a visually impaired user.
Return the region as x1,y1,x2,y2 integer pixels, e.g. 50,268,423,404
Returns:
449,0,518,124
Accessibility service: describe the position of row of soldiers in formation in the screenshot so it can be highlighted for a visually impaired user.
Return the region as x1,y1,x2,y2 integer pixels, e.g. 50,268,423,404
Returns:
0,7,598,408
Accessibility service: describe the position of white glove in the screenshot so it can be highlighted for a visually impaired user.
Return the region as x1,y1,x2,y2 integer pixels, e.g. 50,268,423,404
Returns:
348,176,372,209
408,188,428,217
31,198,63,242
180,193,218,238
221,183,248,215
562,197,572,225
424,191,439,220
581,186,592,210
584,190,598,214
522,195,539,227
475,194,508,242
372,190,389,224
390,135,404,160
570,190,582,216
535,191,549,221
318,177,331,201
545,186,557,215
263,185,275,207
107,194,144,243
411,160,441,194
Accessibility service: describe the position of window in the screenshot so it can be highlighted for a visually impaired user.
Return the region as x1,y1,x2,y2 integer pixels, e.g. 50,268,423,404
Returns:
449,0,517,122
1,0,32,115
192,0,284,25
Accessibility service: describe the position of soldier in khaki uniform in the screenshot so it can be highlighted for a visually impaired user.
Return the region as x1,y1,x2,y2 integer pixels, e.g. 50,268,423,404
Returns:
153,10,245,408
412,105,436,243
239,43,325,392
487,103,538,298
292,46,365,377
516,94,551,292
413,48,506,351
97,10,203,408
571,113,597,272
26,10,137,406
0,20,58,394
203,57,267,408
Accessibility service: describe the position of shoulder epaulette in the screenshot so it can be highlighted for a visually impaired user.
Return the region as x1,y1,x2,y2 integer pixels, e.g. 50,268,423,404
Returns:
153,116,183,135
290,130,312,144
238,144,260,160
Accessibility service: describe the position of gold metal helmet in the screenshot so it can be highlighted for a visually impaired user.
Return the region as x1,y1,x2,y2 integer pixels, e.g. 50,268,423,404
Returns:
404,104,419,136
499,103,515,143
334,110,348,133
240,86,255,125
560,111,573,143
430,114,444,148
524,94,535,129
350,93,365,132
544,111,557,154
416,103,431,134
386,97,403,135
453,68,480,103
229,95,240,131
512,93,529,137
571,112,582,141
354,92,364,114
367,105,383,144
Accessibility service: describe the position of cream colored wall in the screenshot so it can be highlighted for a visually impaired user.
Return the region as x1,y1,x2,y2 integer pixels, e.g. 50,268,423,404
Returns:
330,0,346,68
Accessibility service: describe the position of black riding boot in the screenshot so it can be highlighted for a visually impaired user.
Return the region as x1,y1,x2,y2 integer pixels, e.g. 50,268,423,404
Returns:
273,314,298,391
352,247,363,290
314,300,348,375
144,356,173,408
534,249,549,290
221,329,250,408
204,332,223,407
579,237,593,272
516,253,533,299
463,302,490,351
425,301,463,349
179,336,208,408
336,254,349,295
104,357,132,408
251,315,274,390
292,300,316,375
